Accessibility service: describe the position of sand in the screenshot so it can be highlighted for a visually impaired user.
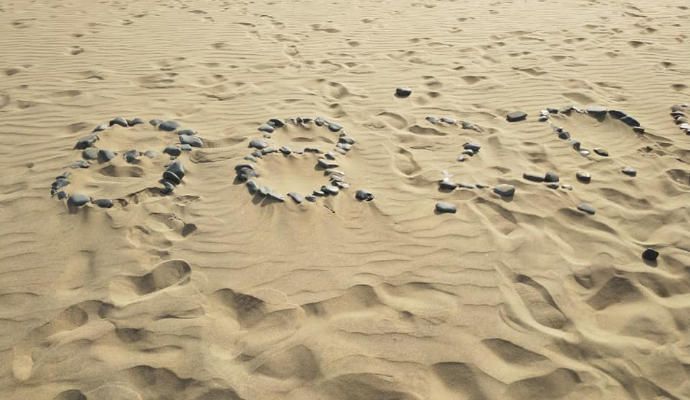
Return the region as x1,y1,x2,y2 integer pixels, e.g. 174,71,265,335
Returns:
1,0,690,399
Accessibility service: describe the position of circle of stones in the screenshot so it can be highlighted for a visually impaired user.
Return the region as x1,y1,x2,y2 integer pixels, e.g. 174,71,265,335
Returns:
51,117,204,210
234,116,358,204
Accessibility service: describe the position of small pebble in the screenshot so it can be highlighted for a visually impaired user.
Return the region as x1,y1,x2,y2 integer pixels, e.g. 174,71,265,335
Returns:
71,160,90,169
622,167,637,177
167,160,185,179
493,184,516,198
593,148,609,157
439,178,458,191
546,182,560,189
318,159,338,169
577,202,596,215
322,185,340,195
327,122,343,132
506,111,527,122
180,144,193,151
124,150,139,163
268,118,285,128
249,139,268,150
98,149,116,162
75,135,98,149
163,146,181,157
258,124,274,133
93,199,113,208
586,105,607,117
149,119,163,127
163,171,181,185
179,134,203,147
261,147,277,155
544,171,559,183
158,120,180,132
608,110,626,119
67,193,90,208
279,146,292,155
82,148,99,160
128,117,144,126
305,195,317,202
523,172,544,182
576,171,591,183
435,202,457,214
287,192,304,204
463,142,481,153
92,123,108,133
426,116,439,124
355,190,374,201
642,248,659,262
395,87,412,98
109,117,129,127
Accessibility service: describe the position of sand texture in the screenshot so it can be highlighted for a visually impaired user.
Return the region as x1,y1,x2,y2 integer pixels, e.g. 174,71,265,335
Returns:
1,0,690,399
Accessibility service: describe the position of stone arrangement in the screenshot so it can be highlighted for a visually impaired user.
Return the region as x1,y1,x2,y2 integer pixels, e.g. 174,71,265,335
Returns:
670,104,689,134
51,117,202,210
235,117,366,204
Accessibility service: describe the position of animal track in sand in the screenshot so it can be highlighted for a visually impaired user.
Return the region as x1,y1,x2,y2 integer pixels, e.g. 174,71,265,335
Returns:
51,118,204,212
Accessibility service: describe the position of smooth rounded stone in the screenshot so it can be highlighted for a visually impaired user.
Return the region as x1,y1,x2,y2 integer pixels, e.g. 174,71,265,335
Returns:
305,195,317,202
593,148,609,157
71,160,91,169
547,107,559,114
493,184,515,198
144,150,158,159
251,150,263,158
671,104,688,112
75,134,98,149
577,202,596,215
324,152,336,160
304,147,321,153
540,109,550,117
336,142,352,151
642,248,659,262
246,180,259,194
161,180,176,194
163,146,182,157
314,117,326,126
544,171,559,183
506,111,527,122
128,117,144,126
235,166,257,182
334,181,350,189
327,122,343,132
670,111,686,118
579,149,591,157
287,192,304,204
620,115,640,127
461,121,482,132
571,140,581,151
167,160,185,179
56,191,68,200
326,169,346,177
92,123,108,133
608,110,626,119
297,117,313,125
339,135,356,145
678,123,690,131
93,198,113,208
463,142,481,153
355,190,374,201
109,116,129,127
395,87,412,98
559,105,575,114
67,193,90,208
622,166,637,177
558,130,571,140
261,147,277,155
149,119,163,127
268,191,287,203
279,146,292,155
538,115,549,122
248,138,268,150
82,148,100,160
462,149,475,156
576,171,591,183
177,129,197,136
561,184,573,190
439,178,458,191
676,117,688,124
435,202,457,214
440,117,457,125
322,185,340,195
158,120,180,132
312,190,325,197
179,134,203,148
258,124,274,134
546,182,560,189
52,177,70,191
124,150,139,163
586,105,608,117
267,118,285,128
457,155,467,162
318,159,338,169
163,171,181,185
426,116,440,124
523,172,545,182
180,144,193,152
98,149,116,162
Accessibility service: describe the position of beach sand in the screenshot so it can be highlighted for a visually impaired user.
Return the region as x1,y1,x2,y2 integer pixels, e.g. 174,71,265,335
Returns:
1,0,690,399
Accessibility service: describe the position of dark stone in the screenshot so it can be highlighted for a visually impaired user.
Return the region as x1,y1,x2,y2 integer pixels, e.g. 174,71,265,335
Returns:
633,127,645,134
246,180,259,194
463,142,481,153
51,177,70,191
67,193,90,208
355,190,374,201
268,118,285,128
435,202,456,214
163,171,181,185
395,87,412,98
622,167,637,177
98,149,116,162
92,123,108,133
279,146,292,155
523,172,545,182
124,150,139,163
577,203,596,215
545,182,560,189
461,121,481,132
620,115,640,127
304,147,321,153
177,129,196,136
586,105,607,117
327,122,343,132
149,119,163,127
318,159,338,169
287,192,304,203
305,195,317,202
336,143,352,151
458,183,476,189
180,144,193,151
642,248,659,262
312,190,325,197
82,148,99,160
163,146,181,157
494,184,515,198
267,191,285,202
571,141,581,151
506,111,527,122
56,191,67,200
593,148,609,157
258,124,274,133
93,198,113,208
249,139,268,150
558,130,571,140
75,135,98,149
426,116,440,124
339,136,356,145
322,185,340,195
544,171,559,183
179,134,203,147
314,117,326,126
439,178,458,191
609,110,626,119
167,160,185,179
162,180,175,194
576,171,591,183
128,117,144,126
109,117,129,127
462,149,475,156
158,120,180,132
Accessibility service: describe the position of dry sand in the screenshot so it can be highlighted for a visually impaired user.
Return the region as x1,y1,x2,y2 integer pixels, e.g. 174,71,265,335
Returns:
1,0,690,399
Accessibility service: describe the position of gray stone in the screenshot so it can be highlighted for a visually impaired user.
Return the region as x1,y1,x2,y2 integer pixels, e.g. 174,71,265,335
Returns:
312,190,325,197
577,203,596,215
82,148,99,160
279,146,292,155
622,166,637,177
258,124,274,133
163,146,181,157
571,141,581,151
261,147,277,155
177,129,196,136
163,171,181,185
576,171,591,183
544,171,559,183
426,116,440,124
327,122,343,132
435,202,456,214
67,193,90,208
558,130,571,140
92,123,108,133
149,119,163,127
109,117,129,127
179,134,203,147
322,185,340,195
546,182,560,189
75,135,98,149
593,148,609,157
586,105,607,117
304,147,321,153
180,144,193,151
318,159,338,169
620,115,640,127
336,143,352,151
124,150,139,163
162,180,175,194
314,117,326,126
244,155,257,162
267,191,285,202
579,149,591,157
523,172,544,182
463,142,481,153
355,190,374,201
339,136,356,145
56,191,68,200
159,120,180,132
144,150,158,158
93,198,113,208
609,110,626,119
461,121,482,132
98,149,116,162
287,192,304,204
268,118,285,128
246,180,259,194
440,117,457,124
128,117,144,126
439,178,457,191
248,138,267,149
506,111,527,122
305,195,317,202
167,160,185,179
493,184,515,198
395,87,412,98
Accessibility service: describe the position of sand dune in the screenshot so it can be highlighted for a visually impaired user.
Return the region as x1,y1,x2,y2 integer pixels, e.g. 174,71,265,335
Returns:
1,0,690,399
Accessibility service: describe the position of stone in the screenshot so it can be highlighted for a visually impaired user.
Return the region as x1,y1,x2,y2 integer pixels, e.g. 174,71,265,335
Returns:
246,180,259,194
339,136,356,145
261,147,277,155
305,195,317,202
461,121,481,132
235,165,257,182
633,127,645,134
608,110,626,119
75,135,98,149
561,184,573,190
544,171,559,183
462,149,475,156
93,199,113,208
458,183,476,189
318,159,338,169
355,190,374,201
258,124,274,133
586,105,607,117
546,182,560,189
82,148,99,160
622,166,637,177
71,160,90,169
395,87,412,98
167,160,185,179
435,202,457,214
56,191,67,200
158,120,180,132
179,134,203,147
162,180,175,194
163,146,181,157
577,203,596,215
124,150,139,163
98,149,116,162
463,142,481,153
128,117,144,126
149,119,163,127
109,117,129,127
268,118,285,128
267,191,285,202
336,143,352,151
523,172,544,182
571,141,581,151
180,144,193,151
324,152,336,160
440,117,457,124
576,171,591,183
322,185,340,195
506,111,527,122
426,116,440,124
249,139,268,150
642,248,659,262
304,147,321,153
314,117,326,126
457,155,467,162
177,129,196,136
493,184,516,198
327,122,343,132
163,171,181,185
334,181,350,189
439,178,458,191
67,193,90,208
558,130,571,140
620,115,640,127
312,190,325,197
579,149,591,157
287,192,304,204
279,146,292,155
593,148,609,157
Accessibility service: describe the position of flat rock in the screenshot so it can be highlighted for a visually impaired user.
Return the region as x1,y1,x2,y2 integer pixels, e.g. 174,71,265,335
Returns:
620,115,640,127
268,118,285,128
279,146,292,155
463,142,481,153
622,166,637,177
149,119,163,127
98,149,116,162
75,135,98,149
576,171,591,183
322,185,340,195
355,190,374,201
158,120,180,132
439,178,458,191
123,150,139,163
493,184,515,198
506,111,527,122
82,148,99,160
163,146,181,157
318,159,338,169
523,172,544,182
258,124,274,133
67,193,90,208
109,117,129,127
593,148,609,157
128,117,144,126
93,199,113,208
586,105,608,116
609,110,626,119
163,171,181,185
167,160,185,179
395,87,412,98
577,202,596,215
426,116,440,124
287,192,304,204
435,202,457,214
179,134,203,147
249,139,268,150
327,122,343,132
